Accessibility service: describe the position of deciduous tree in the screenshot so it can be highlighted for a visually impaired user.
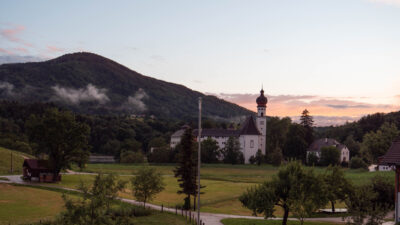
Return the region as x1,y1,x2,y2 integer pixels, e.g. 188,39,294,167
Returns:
27,108,90,181
131,167,165,207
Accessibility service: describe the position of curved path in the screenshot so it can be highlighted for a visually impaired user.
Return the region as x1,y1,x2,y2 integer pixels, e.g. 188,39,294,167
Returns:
0,175,393,225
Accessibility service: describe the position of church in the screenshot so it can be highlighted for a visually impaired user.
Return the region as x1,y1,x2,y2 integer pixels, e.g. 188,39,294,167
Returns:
170,89,268,164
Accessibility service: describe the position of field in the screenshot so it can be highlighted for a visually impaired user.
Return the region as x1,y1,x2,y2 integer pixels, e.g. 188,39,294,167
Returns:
63,163,395,216
0,183,65,225
0,183,191,225
0,147,34,175
221,218,340,225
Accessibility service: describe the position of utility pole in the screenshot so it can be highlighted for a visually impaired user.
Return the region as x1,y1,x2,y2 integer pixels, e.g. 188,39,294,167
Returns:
197,97,202,225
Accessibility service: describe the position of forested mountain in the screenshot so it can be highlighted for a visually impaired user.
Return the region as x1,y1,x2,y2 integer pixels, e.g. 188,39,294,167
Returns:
0,52,252,120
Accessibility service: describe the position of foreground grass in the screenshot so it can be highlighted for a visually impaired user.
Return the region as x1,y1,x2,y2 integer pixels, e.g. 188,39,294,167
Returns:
0,183,65,225
221,218,340,225
0,147,34,175
0,183,192,225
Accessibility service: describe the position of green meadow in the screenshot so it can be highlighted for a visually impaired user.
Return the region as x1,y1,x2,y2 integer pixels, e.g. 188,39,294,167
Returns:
0,147,34,175
0,183,192,225
61,163,395,216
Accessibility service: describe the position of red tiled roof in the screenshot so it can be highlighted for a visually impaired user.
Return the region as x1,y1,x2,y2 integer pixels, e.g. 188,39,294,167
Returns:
381,137,400,165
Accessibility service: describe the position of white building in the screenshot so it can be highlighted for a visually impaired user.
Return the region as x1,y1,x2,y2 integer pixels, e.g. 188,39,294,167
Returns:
170,89,268,164
307,138,350,163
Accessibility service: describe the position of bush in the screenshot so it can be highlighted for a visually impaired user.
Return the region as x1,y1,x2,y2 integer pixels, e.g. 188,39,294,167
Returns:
307,152,319,166
147,147,176,163
248,155,256,164
341,160,349,168
320,146,340,166
120,150,145,163
350,157,368,169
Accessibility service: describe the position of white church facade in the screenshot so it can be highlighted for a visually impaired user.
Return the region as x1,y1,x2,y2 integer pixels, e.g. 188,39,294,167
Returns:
170,89,268,164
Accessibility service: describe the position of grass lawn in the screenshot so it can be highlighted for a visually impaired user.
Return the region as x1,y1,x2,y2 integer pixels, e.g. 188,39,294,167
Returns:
0,147,34,175
79,163,395,185
62,163,395,216
221,218,341,225
0,183,192,225
0,183,65,225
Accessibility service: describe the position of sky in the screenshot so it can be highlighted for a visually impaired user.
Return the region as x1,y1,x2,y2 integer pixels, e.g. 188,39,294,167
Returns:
1,0,400,126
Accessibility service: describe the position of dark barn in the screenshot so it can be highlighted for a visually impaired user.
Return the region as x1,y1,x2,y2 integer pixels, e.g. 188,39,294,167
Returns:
23,159,61,182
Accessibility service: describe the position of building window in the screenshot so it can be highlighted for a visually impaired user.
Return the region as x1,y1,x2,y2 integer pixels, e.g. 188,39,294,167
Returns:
250,140,254,148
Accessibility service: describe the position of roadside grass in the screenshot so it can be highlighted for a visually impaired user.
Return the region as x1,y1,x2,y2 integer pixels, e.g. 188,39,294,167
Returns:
0,147,34,175
221,218,341,225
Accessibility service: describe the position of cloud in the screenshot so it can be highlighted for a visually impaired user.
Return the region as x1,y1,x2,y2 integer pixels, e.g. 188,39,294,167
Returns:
0,55,44,65
0,25,32,47
13,47,29,53
0,48,14,55
122,88,149,113
0,81,15,96
368,0,400,6
47,45,64,53
210,92,400,126
52,84,110,104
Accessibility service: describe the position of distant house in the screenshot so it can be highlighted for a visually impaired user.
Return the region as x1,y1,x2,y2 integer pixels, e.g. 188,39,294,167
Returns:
23,159,61,182
307,138,350,163
379,138,400,171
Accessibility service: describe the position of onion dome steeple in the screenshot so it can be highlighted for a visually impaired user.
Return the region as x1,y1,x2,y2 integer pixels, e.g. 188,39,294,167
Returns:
256,88,268,107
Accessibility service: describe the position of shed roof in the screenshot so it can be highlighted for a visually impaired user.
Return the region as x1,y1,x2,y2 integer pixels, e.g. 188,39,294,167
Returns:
380,137,400,165
23,159,51,171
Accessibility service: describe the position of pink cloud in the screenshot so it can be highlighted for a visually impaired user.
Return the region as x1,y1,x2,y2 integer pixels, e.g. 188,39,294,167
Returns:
46,45,64,53
13,47,29,53
210,92,400,126
0,48,14,55
0,25,32,47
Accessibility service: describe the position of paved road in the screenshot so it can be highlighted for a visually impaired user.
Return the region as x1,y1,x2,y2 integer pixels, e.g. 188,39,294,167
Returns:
0,175,394,225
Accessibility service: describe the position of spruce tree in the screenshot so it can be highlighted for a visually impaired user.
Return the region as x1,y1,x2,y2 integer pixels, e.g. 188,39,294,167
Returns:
173,127,197,209
300,109,314,146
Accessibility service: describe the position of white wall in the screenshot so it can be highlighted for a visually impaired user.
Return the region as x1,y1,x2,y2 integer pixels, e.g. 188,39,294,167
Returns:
240,135,260,164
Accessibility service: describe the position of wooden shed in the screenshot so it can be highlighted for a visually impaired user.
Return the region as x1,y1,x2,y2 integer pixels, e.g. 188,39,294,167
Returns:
381,137,400,223
22,159,61,182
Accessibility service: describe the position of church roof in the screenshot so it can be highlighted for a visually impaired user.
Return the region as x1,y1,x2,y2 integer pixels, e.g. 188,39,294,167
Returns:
380,137,400,165
239,115,261,135
256,89,268,107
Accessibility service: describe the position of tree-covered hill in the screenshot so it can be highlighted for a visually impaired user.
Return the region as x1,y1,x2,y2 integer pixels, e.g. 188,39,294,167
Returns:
0,52,252,120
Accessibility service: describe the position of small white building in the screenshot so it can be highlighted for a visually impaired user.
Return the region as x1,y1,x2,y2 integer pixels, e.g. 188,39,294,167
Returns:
307,138,350,163
170,89,268,164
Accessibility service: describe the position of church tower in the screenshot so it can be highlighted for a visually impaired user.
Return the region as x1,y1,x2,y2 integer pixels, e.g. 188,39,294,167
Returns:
255,88,267,154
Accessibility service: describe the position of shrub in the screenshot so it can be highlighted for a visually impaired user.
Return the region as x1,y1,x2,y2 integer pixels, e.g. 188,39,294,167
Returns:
350,157,368,169
249,155,256,164
120,150,145,163
307,152,319,166
320,146,340,166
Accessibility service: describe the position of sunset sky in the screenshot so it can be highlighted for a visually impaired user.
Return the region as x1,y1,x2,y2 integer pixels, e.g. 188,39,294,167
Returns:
1,0,400,126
